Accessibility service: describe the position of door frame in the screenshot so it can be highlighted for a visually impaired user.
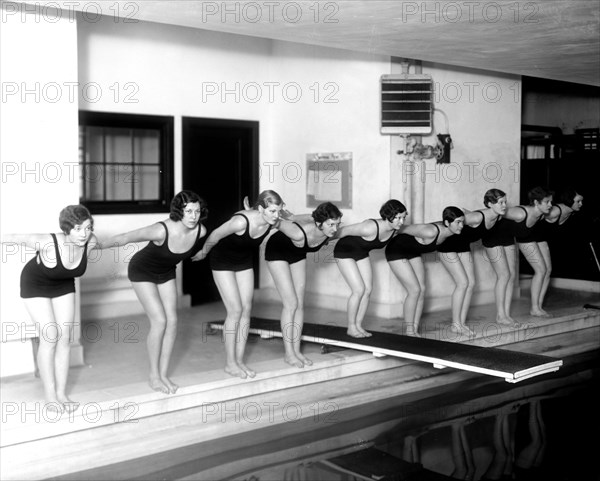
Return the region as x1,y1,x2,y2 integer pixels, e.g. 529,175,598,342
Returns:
181,117,260,303
182,117,259,197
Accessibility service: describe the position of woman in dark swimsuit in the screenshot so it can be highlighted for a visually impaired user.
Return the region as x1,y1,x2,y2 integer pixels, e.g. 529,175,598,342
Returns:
3,205,98,412
437,210,487,336
104,191,207,394
537,187,582,237
265,202,342,367
386,206,465,336
193,190,283,379
478,189,519,326
333,199,406,338
503,186,553,317
437,189,506,335
533,188,583,300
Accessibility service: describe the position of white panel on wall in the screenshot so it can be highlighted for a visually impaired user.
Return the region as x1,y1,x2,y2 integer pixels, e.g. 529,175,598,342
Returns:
1,5,80,376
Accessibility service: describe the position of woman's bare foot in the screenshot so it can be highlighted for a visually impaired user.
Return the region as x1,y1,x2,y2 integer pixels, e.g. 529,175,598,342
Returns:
63,401,80,413
497,315,518,327
239,363,256,378
57,395,80,413
450,323,474,336
162,377,179,394
284,355,304,368
225,363,248,379
149,377,170,394
347,327,367,338
406,325,421,337
530,308,552,318
462,324,475,335
449,323,465,335
358,327,372,337
297,354,313,366
45,401,64,415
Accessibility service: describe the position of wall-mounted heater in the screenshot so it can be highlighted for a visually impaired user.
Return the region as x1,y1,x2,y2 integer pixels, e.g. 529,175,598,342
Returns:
380,74,433,135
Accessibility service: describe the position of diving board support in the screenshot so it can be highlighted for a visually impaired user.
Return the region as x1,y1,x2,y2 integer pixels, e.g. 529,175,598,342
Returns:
320,447,429,481
209,318,563,383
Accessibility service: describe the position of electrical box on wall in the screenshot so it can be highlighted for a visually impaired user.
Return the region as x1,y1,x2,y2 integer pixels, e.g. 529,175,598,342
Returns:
380,74,433,135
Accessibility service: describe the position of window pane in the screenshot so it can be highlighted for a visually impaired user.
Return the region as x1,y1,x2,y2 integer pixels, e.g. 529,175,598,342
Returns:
105,164,133,200
86,126,104,164
133,166,160,200
84,164,105,201
134,129,160,164
104,127,132,164
78,111,174,214
79,128,86,197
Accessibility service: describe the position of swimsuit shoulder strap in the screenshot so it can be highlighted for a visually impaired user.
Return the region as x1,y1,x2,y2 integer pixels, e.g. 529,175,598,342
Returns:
371,219,380,238
293,221,309,247
50,233,64,267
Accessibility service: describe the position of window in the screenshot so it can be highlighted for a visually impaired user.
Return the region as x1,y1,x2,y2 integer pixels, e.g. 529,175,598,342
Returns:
79,111,174,214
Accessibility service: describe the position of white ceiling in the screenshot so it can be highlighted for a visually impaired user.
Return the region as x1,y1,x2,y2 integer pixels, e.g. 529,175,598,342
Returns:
21,1,600,86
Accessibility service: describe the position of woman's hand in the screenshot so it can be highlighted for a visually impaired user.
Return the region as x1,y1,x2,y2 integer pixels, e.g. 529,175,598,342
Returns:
191,250,208,262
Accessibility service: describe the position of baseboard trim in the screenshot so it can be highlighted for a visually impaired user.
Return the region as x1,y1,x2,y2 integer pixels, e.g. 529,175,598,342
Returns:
255,287,499,320
519,276,600,293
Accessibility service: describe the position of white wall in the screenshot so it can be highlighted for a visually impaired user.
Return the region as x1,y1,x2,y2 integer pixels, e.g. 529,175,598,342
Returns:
0,4,81,376
256,41,392,313
59,13,522,322
76,16,393,316
416,63,522,311
76,16,277,316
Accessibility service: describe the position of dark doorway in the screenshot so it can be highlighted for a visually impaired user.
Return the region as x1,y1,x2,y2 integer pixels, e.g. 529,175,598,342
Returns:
181,117,259,305
520,78,600,281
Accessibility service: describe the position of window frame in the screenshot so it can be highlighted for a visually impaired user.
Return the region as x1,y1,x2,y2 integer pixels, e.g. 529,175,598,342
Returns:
78,111,174,214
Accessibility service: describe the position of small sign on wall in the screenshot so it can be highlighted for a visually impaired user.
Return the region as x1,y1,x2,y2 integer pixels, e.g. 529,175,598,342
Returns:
306,152,352,209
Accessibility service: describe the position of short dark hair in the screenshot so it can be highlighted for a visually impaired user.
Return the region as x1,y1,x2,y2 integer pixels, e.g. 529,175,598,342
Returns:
558,187,580,208
528,186,553,205
380,199,407,222
442,206,464,224
59,205,93,234
312,202,342,224
483,188,506,207
170,190,207,221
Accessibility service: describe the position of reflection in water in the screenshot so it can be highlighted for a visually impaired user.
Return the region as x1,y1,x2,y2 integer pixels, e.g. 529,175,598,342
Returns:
65,351,595,481
236,384,598,481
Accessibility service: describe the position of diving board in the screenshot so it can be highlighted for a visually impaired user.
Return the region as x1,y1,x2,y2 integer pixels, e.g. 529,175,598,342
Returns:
208,318,563,383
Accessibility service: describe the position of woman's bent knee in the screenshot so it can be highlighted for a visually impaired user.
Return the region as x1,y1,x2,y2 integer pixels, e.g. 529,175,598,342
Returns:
406,286,423,298
282,299,299,313
351,286,366,298
226,306,244,320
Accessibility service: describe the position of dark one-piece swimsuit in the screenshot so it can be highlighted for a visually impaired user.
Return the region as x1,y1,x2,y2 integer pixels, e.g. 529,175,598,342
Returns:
20,233,89,298
265,222,329,264
385,224,441,261
128,221,203,284
209,213,273,272
334,219,395,261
